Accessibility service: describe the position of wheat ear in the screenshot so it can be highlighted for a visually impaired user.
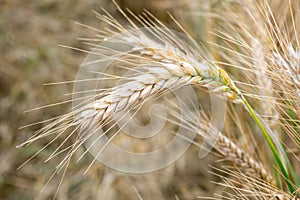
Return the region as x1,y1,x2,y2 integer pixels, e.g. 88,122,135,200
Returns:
167,107,276,186
215,133,275,186
73,8,243,130
17,8,244,178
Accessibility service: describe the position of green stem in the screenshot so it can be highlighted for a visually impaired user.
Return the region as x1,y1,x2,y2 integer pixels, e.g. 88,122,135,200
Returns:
240,95,297,194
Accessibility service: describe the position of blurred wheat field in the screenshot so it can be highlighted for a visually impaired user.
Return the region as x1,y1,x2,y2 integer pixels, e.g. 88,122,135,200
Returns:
0,0,299,200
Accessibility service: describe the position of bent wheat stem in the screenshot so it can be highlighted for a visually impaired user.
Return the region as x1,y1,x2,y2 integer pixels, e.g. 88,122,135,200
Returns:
241,95,298,193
